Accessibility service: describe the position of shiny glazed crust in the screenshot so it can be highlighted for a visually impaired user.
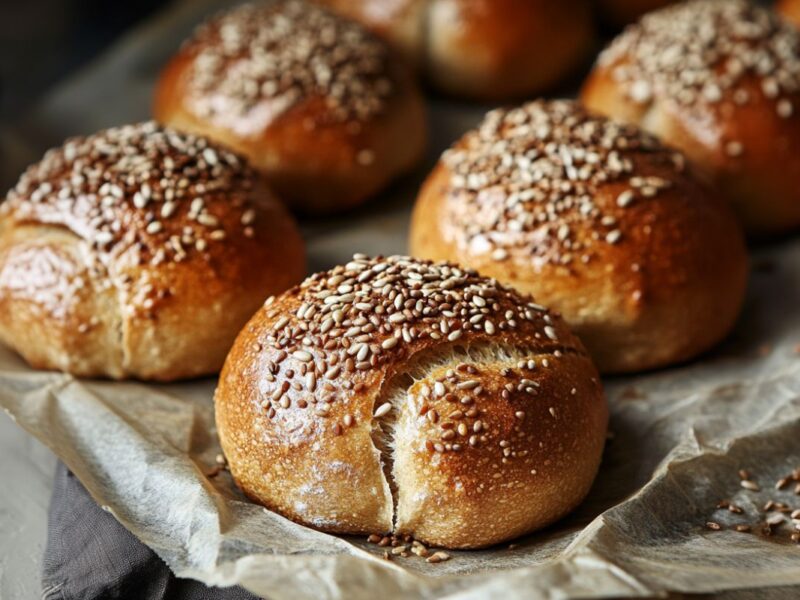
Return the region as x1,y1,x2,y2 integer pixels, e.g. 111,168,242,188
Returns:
582,0,800,236
779,0,800,28
409,100,748,374
316,0,596,100
0,122,305,380
215,255,608,548
154,1,427,215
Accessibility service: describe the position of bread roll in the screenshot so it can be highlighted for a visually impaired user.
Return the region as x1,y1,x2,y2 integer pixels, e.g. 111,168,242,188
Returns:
315,0,596,101
154,0,426,215
582,0,800,236
595,0,676,28
409,100,748,374
779,0,800,28
216,254,607,549
0,122,305,381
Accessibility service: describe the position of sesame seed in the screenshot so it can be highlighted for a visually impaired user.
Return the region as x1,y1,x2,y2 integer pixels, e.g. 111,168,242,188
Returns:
778,99,794,119
374,402,392,418
357,149,375,166
491,248,508,261
767,514,785,527
726,141,744,158
293,350,313,362
381,337,398,349
616,190,635,207
426,551,450,563
447,329,463,342
456,380,480,390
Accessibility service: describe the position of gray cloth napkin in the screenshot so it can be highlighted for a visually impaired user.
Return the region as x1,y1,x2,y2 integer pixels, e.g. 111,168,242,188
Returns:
42,462,260,600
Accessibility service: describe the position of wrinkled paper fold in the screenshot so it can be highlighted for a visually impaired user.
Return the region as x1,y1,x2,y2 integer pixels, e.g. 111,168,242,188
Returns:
2,0,800,596
3,237,800,599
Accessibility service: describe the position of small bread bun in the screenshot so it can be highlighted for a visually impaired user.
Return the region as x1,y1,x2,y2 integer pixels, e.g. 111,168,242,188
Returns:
595,0,676,28
779,0,800,28
216,254,607,549
0,122,305,381
409,100,748,374
154,0,426,215
316,0,596,101
581,0,800,236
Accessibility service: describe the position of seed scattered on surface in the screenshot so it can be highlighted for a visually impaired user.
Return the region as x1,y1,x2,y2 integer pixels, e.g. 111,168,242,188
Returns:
374,402,392,418
426,551,451,563
293,350,313,362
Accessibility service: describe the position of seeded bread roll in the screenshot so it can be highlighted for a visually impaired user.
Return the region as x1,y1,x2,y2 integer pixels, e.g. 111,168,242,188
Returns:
779,0,800,28
216,255,607,549
315,0,595,101
0,122,305,381
595,0,675,28
409,100,748,374
154,0,426,215
581,0,800,236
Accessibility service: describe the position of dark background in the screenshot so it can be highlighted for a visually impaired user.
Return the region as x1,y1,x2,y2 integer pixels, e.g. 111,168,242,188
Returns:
0,0,164,122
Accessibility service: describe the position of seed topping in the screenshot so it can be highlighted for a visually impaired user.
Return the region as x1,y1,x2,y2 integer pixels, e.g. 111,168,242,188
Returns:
599,0,800,144
5,121,257,265
252,255,567,421
442,100,682,266
185,0,393,124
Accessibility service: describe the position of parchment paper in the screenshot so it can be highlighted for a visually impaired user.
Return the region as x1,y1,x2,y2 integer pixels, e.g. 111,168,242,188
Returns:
2,1,800,598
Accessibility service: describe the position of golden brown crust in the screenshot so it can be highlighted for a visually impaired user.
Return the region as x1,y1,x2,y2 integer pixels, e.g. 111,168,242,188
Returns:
779,0,800,28
0,122,305,380
581,0,800,236
596,0,675,28
154,1,426,215
409,100,748,374
215,255,607,548
316,0,596,101
393,352,605,548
